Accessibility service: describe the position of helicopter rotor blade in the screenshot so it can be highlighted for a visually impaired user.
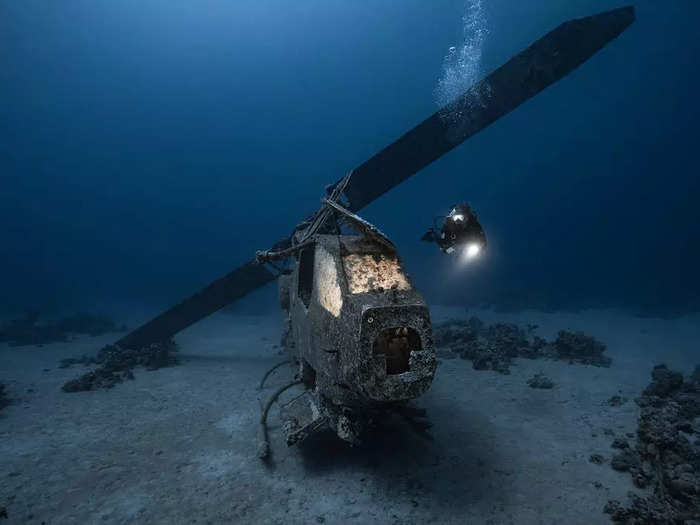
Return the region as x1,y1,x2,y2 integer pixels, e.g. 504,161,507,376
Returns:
115,259,276,348
342,6,635,212
112,6,634,349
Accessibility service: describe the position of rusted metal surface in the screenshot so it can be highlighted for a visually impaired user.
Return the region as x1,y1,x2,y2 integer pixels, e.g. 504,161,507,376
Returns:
280,234,436,444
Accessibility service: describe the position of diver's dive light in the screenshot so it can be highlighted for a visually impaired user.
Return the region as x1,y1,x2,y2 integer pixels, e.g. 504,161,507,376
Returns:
464,242,481,260
423,203,487,261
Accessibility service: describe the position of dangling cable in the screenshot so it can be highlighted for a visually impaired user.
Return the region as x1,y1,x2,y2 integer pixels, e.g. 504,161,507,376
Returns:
258,360,291,390
257,380,303,460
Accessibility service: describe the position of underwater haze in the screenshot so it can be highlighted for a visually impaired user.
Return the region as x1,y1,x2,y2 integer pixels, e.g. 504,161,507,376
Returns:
2,0,700,317
4,3,700,524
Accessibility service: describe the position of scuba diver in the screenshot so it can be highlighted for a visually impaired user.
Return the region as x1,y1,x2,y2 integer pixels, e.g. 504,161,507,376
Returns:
421,203,487,260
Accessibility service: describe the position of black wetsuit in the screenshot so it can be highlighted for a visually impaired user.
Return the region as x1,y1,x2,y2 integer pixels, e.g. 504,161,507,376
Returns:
422,203,487,254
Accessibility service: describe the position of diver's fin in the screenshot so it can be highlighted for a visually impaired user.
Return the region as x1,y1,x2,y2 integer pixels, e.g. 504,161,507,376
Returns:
421,229,436,243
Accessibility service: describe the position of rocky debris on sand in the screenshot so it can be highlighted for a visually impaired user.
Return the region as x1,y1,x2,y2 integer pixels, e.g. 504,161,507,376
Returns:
0,383,9,411
433,317,610,374
610,450,636,472
691,365,700,384
527,373,554,389
643,364,683,397
604,495,669,524
553,330,612,367
61,340,178,393
604,364,700,523
606,395,628,407
0,310,125,347
59,355,97,368
590,454,605,465
611,438,630,450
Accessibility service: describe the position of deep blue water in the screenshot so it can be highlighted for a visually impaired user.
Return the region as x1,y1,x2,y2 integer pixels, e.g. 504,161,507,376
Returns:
2,0,699,317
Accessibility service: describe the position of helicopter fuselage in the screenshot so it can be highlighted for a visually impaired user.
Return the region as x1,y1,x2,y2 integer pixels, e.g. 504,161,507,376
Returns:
279,234,436,444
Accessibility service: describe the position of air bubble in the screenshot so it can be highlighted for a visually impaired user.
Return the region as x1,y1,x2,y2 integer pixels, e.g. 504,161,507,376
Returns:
434,0,488,114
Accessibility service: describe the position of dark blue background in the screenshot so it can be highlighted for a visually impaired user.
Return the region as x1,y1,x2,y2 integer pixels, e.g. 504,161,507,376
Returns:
2,1,699,316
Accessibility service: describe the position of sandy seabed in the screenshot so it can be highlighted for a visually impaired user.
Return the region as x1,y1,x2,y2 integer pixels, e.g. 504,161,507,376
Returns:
1,306,698,524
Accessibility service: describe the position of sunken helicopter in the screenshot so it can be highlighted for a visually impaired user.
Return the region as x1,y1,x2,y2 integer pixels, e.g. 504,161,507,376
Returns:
66,7,636,452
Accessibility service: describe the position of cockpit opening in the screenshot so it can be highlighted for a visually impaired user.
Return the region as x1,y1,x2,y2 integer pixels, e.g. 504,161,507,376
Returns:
372,326,421,375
